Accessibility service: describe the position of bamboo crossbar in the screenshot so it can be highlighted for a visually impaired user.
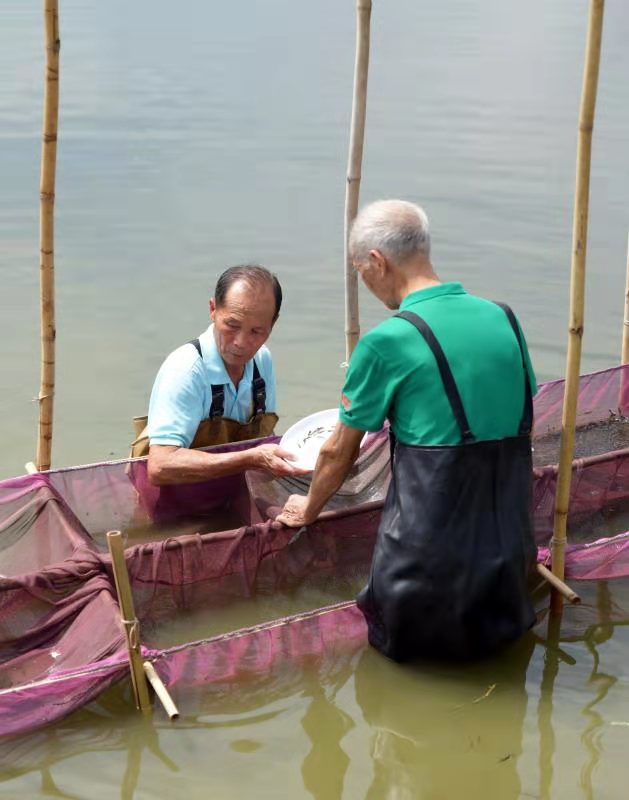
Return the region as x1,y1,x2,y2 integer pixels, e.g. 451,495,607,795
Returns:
537,563,581,605
550,0,605,613
343,0,372,361
143,661,179,720
106,531,151,712
37,0,60,471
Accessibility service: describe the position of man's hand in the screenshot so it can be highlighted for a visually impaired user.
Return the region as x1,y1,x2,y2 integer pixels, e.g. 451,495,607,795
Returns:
275,494,317,527
252,445,310,478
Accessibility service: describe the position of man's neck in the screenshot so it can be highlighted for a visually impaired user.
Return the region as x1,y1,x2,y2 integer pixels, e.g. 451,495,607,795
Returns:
395,270,441,306
226,364,245,388
402,274,441,296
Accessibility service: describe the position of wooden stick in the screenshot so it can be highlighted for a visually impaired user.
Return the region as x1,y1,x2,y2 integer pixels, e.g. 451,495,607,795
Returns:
550,0,605,614
24,462,38,475
622,232,629,363
106,531,151,711
36,0,60,472
143,661,179,720
537,563,581,605
343,0,372,361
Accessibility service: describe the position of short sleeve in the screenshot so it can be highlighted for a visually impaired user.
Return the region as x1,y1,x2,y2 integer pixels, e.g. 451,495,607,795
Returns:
147,350,206,447
339,337,394,432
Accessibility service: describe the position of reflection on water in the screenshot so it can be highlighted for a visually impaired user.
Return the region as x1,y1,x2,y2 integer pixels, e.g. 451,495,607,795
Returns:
2,580,629,798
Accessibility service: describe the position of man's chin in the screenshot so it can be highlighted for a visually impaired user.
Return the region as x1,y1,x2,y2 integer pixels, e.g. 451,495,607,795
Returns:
224,354,248,367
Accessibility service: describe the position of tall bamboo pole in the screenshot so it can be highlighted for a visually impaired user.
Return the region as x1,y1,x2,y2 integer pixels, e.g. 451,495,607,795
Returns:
551,0,605,613
36,0,60,471
343,0,372,361
622,233,629,363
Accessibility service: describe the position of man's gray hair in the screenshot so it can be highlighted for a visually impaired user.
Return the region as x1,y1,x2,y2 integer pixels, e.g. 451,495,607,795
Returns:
349,200,431,265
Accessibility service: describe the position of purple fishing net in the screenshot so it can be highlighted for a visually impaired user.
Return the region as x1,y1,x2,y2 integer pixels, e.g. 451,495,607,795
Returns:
2,365,629,737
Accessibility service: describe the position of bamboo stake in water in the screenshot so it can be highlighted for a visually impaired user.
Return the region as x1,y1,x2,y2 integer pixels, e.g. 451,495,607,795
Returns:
37,0,60,471
551,0,605,614
106,531,151,712
343,0,372,361
622,233,629,363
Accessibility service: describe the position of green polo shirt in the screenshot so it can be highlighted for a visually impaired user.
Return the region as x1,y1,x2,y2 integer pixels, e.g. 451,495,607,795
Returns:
339,282,537,445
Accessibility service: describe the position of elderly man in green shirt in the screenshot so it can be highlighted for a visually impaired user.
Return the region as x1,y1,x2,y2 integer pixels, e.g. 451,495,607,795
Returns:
277,199,538,662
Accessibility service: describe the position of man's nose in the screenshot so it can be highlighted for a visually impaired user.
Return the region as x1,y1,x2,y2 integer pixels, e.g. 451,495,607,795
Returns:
233,330,248,349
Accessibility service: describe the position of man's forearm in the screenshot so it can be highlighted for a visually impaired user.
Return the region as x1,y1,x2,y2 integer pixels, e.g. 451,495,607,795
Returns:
148,445,258,485
303,439,359,519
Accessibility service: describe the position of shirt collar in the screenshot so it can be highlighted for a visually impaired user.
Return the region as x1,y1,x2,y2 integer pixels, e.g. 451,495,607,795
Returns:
399,282,466,309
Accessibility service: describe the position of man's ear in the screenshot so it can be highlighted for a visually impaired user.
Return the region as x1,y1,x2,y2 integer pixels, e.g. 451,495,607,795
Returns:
370,249,387,276
209,298,216,320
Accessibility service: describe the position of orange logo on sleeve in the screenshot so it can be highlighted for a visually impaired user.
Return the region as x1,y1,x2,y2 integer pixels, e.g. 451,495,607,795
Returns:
341,393,351,410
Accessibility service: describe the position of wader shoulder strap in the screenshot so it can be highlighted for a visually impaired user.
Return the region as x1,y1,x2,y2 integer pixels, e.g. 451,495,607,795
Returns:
251,361,267,415
186,338,225,419
188,338,202,359
395,310,475,443
493,303,534,435
209,360,267,419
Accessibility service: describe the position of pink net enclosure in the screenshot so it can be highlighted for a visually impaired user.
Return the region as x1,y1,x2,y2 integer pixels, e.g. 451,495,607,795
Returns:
2,365,629,737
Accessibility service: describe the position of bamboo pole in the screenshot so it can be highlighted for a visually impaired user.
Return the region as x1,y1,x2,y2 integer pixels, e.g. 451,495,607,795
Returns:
550,0,605,614
622,233,629,363
106,531,151,712
144,662,179,720
343,0,372,361
36,0,60,471
536,563,581,605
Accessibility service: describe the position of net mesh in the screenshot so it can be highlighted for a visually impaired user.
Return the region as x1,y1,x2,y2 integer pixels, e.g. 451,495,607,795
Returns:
3,364,629,737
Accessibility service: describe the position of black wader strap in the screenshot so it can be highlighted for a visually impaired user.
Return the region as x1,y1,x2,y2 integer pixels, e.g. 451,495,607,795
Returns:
251,361,267,415
209,361,267,419
395,310,475,444
187,338,225,418
210,384,225,418
188,338,202,359
493,302,534,436
188,338,267,418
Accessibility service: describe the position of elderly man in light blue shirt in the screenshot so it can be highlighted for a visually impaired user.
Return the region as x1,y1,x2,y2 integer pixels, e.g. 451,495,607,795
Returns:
146,264,305,485
148,324,277,447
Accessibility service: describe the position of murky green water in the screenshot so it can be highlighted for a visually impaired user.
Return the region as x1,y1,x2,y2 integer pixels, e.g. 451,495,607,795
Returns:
1,580,628,799
2,0,629,796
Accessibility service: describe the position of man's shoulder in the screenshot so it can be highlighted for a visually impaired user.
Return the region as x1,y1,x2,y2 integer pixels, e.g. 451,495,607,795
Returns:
158,340,205,383
359,314,422,350
349,318,419,374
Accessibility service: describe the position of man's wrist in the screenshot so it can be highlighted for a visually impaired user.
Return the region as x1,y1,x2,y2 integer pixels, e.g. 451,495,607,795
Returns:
303,496,323,523
248,446,265,471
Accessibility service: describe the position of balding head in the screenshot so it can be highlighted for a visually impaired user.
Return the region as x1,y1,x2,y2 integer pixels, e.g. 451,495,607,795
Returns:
349,200,431,267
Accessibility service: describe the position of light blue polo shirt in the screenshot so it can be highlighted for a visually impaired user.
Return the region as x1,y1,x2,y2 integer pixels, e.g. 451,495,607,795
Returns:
147,324,276,447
